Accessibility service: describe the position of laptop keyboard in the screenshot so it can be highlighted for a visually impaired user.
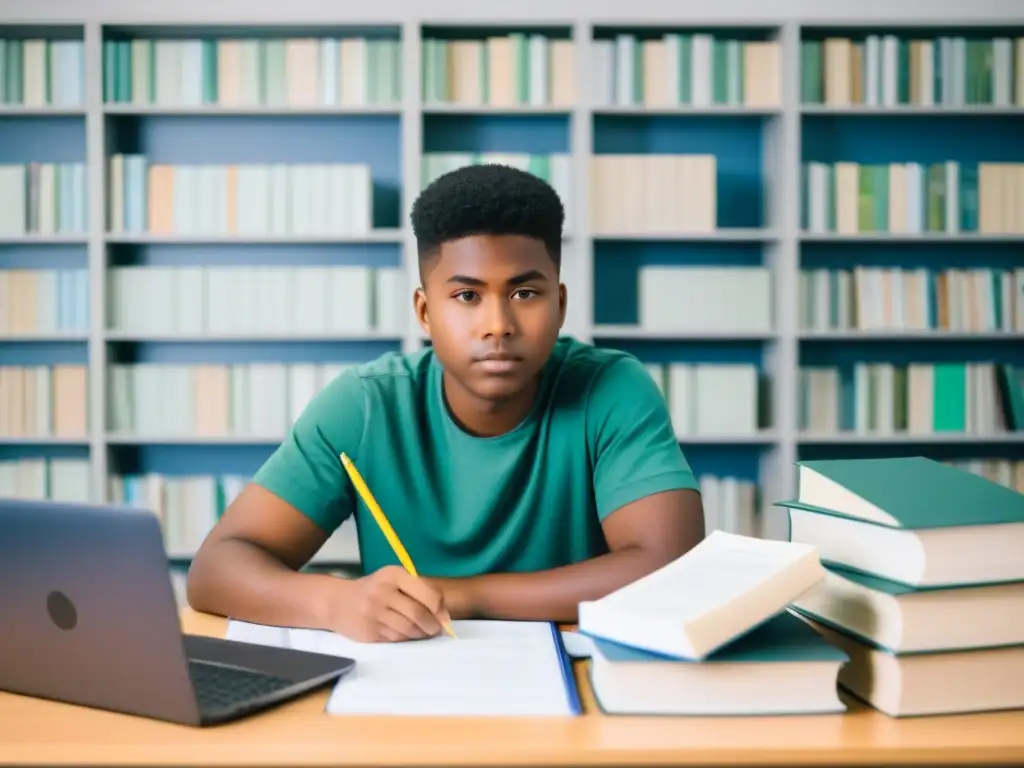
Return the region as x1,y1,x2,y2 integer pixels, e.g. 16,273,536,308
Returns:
188,660,295,715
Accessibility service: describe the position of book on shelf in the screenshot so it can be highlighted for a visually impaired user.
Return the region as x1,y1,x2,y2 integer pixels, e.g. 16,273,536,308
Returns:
421,152,571,212
950,458,1024,492
591,34,780,108
801,160,1024,235
778,455,1024,717
798,266,1024,334
0,457,91,503
107,361,350,439
0,162,88,236
644,362,764,437
637,265,772,334
587,609,847,716
103,36,402,107
107,155,376,237
422,34,574,107
107,264,403,336
0,364,88,439
799,361,1022,436
801,34,1024,107
0,269,90,336
0,37,86,107
589,154,717,235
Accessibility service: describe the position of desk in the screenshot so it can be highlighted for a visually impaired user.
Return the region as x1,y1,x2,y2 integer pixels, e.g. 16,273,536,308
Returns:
1,608,1022,767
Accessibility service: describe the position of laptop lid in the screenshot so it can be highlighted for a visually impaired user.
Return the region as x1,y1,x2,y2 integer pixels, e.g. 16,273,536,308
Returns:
0,498,202,724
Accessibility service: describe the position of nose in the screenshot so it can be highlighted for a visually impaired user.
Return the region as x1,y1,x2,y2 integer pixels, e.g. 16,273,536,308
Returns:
482,295,516,339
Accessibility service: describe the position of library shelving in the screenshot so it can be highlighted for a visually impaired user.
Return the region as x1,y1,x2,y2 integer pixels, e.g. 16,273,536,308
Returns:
1,9,1023,572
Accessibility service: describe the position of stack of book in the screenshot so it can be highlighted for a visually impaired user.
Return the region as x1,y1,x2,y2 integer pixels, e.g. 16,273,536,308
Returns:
777,456,1024,717
575,530,848,716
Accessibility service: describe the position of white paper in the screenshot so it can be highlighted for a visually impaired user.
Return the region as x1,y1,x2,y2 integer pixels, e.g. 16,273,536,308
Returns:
225,618,577,716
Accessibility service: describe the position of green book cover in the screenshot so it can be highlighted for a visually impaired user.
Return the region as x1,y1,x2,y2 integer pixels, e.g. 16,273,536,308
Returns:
775,456,1024,529
590,610,848,664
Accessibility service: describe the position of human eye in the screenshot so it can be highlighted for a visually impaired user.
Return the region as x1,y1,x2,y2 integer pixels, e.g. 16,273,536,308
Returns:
453,289,478,302
512,288,538,299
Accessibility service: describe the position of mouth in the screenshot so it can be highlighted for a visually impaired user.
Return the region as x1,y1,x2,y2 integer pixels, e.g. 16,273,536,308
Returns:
474,353,524,374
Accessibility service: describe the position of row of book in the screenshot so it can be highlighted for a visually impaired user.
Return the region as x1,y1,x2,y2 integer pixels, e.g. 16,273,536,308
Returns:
949,457,1024,493
0,38,86,107
422,36,574,107
106,361,354,439
0,365,89,439
781,456,1024,717
589,154,718,234
645,362,764,437
801,160,1024,235
802,35,1024,107
107,265,404,336
0,269,90,336
0,457,92,503
591,35,780,108
421,153,571,209
107,155,375,237
0,162,88,236
798,267,1024,333
637,265,772,334
798,362,1023,435
102,37,402,107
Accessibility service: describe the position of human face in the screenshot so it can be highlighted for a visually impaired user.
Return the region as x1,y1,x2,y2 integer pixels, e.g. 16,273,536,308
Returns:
414,234,567,408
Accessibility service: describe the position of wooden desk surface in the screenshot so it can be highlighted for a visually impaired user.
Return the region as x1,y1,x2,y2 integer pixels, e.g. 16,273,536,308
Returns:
1,609,1022,767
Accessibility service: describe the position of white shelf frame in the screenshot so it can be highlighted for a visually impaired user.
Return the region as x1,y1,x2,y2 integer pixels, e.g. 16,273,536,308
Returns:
0,1,1021,542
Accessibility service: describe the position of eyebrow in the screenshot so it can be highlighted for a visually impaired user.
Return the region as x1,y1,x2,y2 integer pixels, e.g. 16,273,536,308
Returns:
445,270,548,287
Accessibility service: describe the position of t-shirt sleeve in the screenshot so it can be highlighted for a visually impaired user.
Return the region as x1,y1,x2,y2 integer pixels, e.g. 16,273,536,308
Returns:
586,355,700,520
251,368,366,534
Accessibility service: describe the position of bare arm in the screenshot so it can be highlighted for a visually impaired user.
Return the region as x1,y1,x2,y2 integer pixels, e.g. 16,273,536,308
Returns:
186,484,340,630
430,488,705,623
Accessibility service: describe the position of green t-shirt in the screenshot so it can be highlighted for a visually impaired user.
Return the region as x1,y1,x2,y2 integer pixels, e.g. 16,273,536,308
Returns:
252,336,699,577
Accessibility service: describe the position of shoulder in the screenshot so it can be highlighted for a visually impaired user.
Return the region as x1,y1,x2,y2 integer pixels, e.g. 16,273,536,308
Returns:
305,348,435,426
547,337,657,408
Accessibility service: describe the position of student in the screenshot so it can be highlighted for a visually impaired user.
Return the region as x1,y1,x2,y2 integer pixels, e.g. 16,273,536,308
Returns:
187,164,705,643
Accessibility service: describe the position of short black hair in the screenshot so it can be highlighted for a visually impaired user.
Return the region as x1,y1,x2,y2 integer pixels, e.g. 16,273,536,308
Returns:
410,164,564,278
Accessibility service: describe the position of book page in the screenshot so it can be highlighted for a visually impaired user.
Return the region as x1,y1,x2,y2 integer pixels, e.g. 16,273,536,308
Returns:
225,619,578,716
589,530,819,621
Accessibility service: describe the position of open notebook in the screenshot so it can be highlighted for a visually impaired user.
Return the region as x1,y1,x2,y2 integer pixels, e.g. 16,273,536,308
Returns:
225,619,581,716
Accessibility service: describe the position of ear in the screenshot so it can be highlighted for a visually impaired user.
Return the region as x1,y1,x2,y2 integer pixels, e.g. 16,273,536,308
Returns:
414,286,430,336
557,282,567,328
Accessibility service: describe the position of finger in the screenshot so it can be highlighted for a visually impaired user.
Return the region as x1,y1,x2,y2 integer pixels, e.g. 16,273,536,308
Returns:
376,623,406,643
378,607,427,641
389,591,442,636
392,571,445,616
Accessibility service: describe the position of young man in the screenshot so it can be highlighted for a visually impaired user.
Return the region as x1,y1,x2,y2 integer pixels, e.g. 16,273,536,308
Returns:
187,164,705,643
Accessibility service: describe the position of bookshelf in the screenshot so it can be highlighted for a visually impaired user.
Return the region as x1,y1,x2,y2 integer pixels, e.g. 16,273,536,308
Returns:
2,2,1024,578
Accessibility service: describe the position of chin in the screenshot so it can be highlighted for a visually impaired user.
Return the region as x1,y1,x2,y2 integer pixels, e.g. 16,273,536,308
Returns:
469,375,531,403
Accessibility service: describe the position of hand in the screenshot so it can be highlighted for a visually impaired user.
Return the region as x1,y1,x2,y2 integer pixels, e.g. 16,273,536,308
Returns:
327,566,452,643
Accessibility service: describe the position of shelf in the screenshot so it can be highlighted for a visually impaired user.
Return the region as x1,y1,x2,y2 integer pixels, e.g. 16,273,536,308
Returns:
594,229,777,242
104,331,403,342
105,434,285,445
103,104,402,116
801,105,1024,116
800,232,1024,243
798,331,1024,342
797,433,1024,445
104,231,404,244
591,326,776,341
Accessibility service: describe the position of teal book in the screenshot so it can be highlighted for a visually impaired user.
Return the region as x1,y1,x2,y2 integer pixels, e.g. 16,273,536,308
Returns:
775,456,1024,588
587,610,848,716
790,563,1024,655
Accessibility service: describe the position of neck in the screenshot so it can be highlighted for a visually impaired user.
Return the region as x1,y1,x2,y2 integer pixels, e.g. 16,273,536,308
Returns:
441,370,540,437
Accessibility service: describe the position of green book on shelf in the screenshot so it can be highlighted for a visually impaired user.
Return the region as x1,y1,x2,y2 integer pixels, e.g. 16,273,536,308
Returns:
996,364,1024,431
775,456,1024,588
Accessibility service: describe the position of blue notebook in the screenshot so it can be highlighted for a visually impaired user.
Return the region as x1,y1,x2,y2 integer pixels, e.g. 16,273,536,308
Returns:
226,617,581,716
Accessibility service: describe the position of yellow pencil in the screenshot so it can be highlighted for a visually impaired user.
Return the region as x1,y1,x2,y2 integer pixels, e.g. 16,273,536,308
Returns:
339,452,457,640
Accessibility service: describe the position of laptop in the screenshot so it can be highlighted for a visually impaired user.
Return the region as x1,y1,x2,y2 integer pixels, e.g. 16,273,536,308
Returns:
0,497,356,726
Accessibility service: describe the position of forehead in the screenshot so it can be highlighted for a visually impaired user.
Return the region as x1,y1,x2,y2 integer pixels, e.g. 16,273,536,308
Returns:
430,235,553,281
